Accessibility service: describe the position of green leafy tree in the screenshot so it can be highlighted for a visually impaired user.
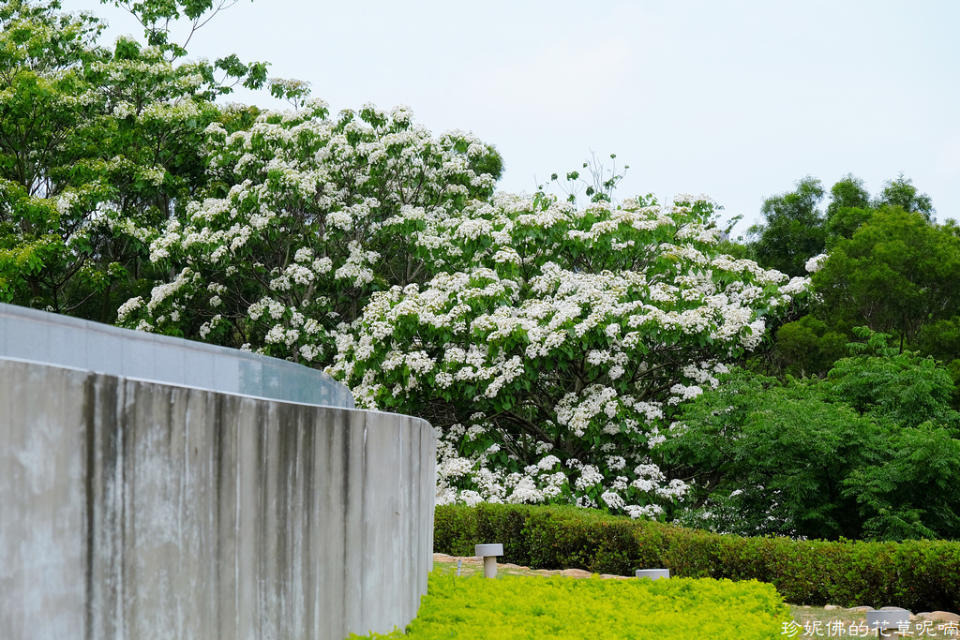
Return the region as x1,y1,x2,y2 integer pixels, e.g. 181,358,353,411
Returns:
876,174,934,219
844,424,960,540
915,316,960,360
769,314,848,378
824,175,872,243
813,209,960,351
661,370,878,539
826,175,871,217
118,101,503,363
915,317,960,401
0,0,269,320
749,177,826,277
666,346,960,540
825,329,960,430
0,1,124,315
99,0,270,90
762,174,944,377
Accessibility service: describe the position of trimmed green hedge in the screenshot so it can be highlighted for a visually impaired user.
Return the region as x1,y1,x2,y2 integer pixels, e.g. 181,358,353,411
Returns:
352,569,788,639
435,504,960,611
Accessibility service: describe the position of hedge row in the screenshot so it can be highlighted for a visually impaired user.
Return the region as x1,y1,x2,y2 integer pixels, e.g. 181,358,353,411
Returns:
434,503,960,611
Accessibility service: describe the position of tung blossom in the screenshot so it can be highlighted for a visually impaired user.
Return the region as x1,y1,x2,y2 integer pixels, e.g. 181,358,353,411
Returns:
330,192,809,518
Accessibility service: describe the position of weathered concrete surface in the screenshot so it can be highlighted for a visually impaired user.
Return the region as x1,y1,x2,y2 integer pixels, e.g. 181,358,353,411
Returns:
0,302,355,408
0,358,435,640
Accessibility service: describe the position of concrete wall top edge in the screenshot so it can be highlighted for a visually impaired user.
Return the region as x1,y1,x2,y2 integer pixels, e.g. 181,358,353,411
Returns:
0,355,375,419
0,302,354,409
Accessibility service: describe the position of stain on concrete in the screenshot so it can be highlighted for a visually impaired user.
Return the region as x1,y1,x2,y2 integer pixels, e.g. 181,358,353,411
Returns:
0,358,434,640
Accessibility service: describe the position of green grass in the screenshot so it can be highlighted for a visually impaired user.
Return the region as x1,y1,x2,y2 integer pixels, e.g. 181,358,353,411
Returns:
350,564,790,639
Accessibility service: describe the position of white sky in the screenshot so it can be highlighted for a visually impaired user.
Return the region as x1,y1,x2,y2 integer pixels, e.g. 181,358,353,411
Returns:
64,0,960,232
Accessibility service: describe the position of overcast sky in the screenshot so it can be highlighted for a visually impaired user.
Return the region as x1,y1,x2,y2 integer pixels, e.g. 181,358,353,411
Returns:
64,0,960,231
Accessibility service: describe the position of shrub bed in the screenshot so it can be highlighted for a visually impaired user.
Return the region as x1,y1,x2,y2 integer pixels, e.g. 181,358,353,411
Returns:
352,569,788,639
435,504,960,611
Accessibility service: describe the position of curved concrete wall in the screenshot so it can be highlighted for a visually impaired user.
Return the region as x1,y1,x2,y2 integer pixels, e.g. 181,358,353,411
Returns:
0,302,354,408
0,357,435,640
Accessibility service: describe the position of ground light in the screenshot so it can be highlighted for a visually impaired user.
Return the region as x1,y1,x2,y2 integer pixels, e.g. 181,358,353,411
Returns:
475,544,504,578
635,569,671,580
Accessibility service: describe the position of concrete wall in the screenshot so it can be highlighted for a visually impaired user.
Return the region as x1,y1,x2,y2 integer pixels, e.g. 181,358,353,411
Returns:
0,358,435,640
0,302,355,408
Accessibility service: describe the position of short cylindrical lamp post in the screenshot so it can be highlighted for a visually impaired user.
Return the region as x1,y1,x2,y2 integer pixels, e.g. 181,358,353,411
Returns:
635,569,670,580
475,544,504,579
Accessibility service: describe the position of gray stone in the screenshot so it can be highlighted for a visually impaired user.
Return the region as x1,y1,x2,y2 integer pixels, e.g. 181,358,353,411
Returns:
867,608,911,630
0,357,435,640
635,569,671,580
916,611,960,623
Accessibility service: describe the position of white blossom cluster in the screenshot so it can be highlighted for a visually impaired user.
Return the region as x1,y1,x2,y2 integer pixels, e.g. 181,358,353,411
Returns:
330,193,810,518
106,90,808,520
805,253,828,273
118,101,501,363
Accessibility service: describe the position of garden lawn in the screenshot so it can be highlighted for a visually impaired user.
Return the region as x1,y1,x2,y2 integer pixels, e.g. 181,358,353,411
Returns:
351,565,790,639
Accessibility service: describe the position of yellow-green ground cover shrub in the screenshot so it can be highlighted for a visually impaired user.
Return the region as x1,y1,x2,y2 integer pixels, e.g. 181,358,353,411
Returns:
435,504,960,611
352,569,788,639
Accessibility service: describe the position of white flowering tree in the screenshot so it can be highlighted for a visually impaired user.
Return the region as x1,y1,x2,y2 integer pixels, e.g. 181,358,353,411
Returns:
329,193,810,516
118,101,502,363
0,0,269,321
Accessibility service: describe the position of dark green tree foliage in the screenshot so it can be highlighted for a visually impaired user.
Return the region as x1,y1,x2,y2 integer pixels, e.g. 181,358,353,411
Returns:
814,208,960,351
770,314,848,378
915,318,960,399
826,333,960,540
749,174,936,277
663,334,960,541
877,174,934,219
824,175,872,243
660,370,877,540
750,177,826,277
917,318,960,361
756,173,951,378
825,329,960,430
826,175,870,216
825,206,874,244
844,425,960,541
